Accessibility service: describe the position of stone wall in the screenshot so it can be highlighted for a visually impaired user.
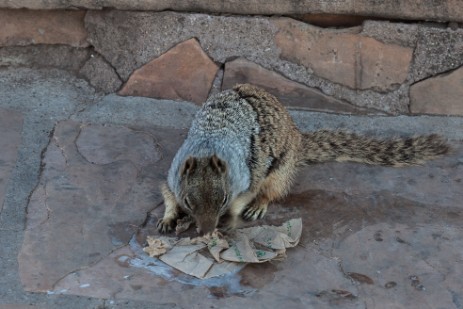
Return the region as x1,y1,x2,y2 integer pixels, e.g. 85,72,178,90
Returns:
0,4,462,115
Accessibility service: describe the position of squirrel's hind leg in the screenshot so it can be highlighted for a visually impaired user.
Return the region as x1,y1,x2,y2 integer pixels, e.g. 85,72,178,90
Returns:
157,183,180,233
242,160,297,221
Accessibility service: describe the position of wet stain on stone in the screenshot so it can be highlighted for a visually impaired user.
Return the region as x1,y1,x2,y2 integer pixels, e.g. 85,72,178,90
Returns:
385,281,397,289
239,262,278,289
347,272,374,284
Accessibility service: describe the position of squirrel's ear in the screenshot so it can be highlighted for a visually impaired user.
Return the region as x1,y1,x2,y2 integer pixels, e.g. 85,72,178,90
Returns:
181,157,197,176
210,154,227,174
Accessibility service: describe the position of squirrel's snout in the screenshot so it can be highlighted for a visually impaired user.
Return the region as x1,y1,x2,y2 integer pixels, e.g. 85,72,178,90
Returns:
196,216,218,235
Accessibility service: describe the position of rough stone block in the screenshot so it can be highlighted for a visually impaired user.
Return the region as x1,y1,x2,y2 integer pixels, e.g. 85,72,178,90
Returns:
412,26,463,82
118,38,218,104
0,9,88,47
410,66,463,115
79,54,122,94
0,45,90,73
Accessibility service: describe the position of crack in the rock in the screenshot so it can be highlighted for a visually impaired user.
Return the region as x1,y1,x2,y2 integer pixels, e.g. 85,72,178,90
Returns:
410,64,463,86
21,126,56,229
53,135,69,167
73,124,91,164
127,126,165,162
87,46,124,87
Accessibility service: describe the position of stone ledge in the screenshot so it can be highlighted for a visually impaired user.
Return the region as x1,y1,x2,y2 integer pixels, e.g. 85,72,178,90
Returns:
0,0,462,23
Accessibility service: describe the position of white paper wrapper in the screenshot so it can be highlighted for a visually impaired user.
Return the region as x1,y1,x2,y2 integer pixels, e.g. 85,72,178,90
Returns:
143,218,302,279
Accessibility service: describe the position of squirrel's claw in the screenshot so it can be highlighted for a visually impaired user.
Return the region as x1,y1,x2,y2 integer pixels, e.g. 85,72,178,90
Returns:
242,204,268,221
157,218,176,233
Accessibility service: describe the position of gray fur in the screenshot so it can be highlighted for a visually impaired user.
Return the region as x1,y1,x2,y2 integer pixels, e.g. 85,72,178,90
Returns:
167,90,259,200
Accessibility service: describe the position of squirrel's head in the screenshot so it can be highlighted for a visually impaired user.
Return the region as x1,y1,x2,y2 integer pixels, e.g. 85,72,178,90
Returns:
178,154,230,234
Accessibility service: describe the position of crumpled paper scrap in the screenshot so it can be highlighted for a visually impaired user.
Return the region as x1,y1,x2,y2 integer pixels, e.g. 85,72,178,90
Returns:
143,236,172,257
143,218,302,279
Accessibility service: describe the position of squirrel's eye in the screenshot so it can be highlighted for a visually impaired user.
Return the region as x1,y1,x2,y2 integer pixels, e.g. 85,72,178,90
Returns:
184,198,192,210
221,195,228,207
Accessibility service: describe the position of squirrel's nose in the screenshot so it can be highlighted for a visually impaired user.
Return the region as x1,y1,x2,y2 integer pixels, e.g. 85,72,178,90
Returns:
197,217,218,235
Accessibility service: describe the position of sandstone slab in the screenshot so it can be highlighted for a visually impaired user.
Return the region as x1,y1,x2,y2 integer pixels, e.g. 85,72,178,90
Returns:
18,120,165,292
274,18,413,91
118,38,218,104
222,58,374,114
410,66,463,115
334,222,463,308
0,9,88,47
45,143,463,308
16,114,463,307
0,108,23,213
1,0,462,23
361,21,419,48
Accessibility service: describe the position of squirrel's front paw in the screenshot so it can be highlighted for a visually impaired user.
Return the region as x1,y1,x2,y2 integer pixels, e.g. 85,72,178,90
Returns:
242,203,268,221
156,218,176,233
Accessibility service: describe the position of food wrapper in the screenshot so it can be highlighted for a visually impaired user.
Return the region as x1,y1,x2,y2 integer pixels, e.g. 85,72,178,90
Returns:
143,218,302,279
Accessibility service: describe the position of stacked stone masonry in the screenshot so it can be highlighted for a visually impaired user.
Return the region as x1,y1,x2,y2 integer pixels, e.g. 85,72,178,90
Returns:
0,6,462,115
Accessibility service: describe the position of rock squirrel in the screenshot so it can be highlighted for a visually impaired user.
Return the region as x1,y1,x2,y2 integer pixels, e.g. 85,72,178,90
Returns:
157,84,449,234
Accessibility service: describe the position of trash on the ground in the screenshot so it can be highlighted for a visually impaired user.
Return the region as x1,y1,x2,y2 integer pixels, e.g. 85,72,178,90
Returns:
175,215,195,235
143,218,302,279
143,236,172,257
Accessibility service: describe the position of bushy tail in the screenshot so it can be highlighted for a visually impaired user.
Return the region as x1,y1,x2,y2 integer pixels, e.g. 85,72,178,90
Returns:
300,130,450,166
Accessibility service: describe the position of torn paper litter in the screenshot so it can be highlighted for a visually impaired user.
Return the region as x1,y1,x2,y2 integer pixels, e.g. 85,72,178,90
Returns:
143,218,302,279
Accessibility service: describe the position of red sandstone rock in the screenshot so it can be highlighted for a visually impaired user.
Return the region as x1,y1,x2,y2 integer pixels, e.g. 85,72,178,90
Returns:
274,18,413,91
222,58,373,114
119,38,219,105
410,66,463,116
0,9,88,47
18,121,163,291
